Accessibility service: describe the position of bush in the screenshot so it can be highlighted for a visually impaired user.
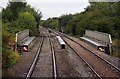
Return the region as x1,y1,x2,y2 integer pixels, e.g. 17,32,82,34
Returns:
2,48,19,68
112,39,120,58
16,12,38,36
2,24,19,68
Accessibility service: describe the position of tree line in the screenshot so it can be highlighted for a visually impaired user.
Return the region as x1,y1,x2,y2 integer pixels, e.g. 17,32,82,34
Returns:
43,2,120,58
2,1,42,68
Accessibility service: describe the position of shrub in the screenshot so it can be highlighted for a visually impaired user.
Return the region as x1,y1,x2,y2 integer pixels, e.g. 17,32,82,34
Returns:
2,24,19,68
2,48,19,68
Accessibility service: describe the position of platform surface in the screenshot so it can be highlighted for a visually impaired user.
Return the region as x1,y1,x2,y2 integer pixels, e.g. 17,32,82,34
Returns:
19,37,35,46
80,37,106,46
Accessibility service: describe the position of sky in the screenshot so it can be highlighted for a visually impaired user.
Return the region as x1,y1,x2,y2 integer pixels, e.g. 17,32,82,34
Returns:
0,0,90,20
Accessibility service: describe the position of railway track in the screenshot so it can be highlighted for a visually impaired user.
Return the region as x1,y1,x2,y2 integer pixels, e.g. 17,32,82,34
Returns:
47,28,94,78
53,31,120,78
26,32,44,78
26,31,57,79
59,32,120,71
51,34,96,77
52,31,101,78
25,27,119,78
48,32,57,79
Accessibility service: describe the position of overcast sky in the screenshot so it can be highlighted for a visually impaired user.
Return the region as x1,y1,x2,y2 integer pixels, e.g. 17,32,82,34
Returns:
0,0,90,20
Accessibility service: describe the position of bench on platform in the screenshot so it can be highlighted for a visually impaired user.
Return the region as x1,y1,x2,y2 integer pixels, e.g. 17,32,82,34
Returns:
16,29,36,52
56,36,65,49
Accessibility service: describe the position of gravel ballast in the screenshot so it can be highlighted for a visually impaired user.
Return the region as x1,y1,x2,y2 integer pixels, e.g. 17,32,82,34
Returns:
63,36,119,77
52,34,95,77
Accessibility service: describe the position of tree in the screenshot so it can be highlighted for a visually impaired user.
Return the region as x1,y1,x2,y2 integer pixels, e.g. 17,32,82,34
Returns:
59,14,72,29
2,24,19,68
2,2,27,22
24,5,42,27
43,2,120,58
43,17,59,29
2,1,42,69
16,12,38,36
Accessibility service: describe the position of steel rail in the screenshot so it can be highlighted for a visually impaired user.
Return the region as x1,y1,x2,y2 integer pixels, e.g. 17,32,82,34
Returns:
52,31,102,78
26,32,44,79
57,31,120,73
47,32,57,79
64,37,102,78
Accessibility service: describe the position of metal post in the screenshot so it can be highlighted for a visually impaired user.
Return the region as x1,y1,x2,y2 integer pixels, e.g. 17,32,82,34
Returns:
18,46,22,55
109,43,113,55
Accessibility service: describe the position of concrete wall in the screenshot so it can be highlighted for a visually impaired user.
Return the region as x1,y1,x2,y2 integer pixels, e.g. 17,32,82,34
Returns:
85,30,112,54
85,30,112,44
16,29,29,43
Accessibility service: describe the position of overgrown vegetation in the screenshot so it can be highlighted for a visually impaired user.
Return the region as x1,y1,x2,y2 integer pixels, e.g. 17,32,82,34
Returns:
2,24,19,68
43,2,120,58
2,1,42,68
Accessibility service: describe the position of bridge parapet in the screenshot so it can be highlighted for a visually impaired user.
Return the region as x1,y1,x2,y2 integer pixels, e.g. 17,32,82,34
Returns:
16,29,35,53
16,29,29,44
85,30,112,45
82,30,112,54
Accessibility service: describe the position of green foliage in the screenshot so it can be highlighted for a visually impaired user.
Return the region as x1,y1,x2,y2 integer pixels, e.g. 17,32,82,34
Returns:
24,5,42,27
59,14,73,29
44,17,59,29
44,2,120,58
112,39,120,58
2,24,19,68
2,1,42,68
40,20,45,26
44,2,120,38
59,3,119,38
16,12,37,36
2,24,13,45
2,2,42,36
2,2,27,22
2,48,19,68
